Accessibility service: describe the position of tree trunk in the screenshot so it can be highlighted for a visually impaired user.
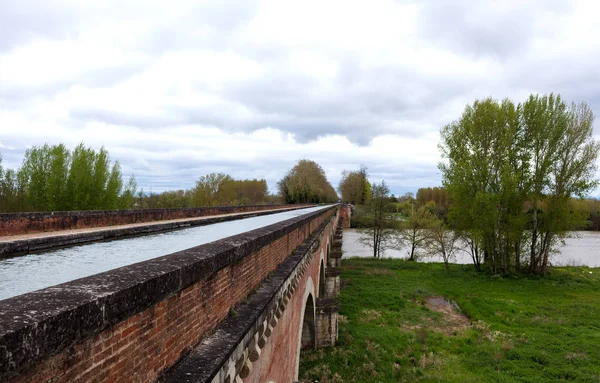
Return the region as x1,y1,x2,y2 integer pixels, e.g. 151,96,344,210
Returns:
530,200,538,274
515,241,521,272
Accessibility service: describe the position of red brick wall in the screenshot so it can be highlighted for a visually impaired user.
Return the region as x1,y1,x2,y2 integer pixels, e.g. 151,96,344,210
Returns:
339,204,351,228
0,205,308,237
6,210,333,383
244,217,337,382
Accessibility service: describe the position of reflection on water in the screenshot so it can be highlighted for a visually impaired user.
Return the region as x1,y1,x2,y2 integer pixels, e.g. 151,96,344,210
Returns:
342,229,600,267
0,205,331,301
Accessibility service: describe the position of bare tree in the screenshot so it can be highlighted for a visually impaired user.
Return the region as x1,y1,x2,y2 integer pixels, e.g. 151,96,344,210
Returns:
427,221,460,272
395,205,436,261
359,181,396,258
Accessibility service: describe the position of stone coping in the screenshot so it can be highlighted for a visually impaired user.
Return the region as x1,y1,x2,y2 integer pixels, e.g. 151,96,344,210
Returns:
0,205,339,381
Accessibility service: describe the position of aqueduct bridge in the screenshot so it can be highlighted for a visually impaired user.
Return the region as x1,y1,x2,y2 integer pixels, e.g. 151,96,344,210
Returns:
0,204,351,383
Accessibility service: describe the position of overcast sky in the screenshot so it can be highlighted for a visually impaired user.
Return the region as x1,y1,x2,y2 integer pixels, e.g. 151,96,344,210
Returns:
1,0,599,197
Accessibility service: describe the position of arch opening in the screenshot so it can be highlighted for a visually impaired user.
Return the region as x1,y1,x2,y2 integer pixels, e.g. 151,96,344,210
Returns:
301,294,315,349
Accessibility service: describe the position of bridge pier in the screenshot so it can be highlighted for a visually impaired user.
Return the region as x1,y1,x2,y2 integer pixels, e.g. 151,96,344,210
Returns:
313,219,344,350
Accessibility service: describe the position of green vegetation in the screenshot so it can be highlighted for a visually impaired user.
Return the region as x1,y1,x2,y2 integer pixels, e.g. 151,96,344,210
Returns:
338,165,370,205
0,143,136,212
300,258,600,382
440,94,599,275
0,144,278,212
132,174,273,208
189,173,268,207
278,159,338,203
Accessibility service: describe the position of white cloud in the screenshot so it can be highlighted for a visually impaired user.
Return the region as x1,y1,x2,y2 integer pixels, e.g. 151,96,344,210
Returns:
1,0,599,196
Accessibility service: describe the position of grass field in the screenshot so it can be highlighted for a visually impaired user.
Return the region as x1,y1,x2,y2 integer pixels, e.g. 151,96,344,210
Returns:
299,258,600,383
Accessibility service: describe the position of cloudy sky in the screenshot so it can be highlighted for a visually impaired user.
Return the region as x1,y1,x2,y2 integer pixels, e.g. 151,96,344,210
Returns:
1,0,599,196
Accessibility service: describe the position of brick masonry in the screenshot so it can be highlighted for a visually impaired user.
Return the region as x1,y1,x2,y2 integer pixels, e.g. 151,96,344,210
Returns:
339,204,351,228
0,205,339,383
0,204,311,237
244,208,347,382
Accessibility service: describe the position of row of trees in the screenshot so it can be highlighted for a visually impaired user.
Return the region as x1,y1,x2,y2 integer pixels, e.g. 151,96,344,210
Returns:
440,94,599,275
1,146,337,212
348,94,599,276
277,160,338,203
416,187,449,210
358,181,458,271
0,143,136,212
134,176,272,209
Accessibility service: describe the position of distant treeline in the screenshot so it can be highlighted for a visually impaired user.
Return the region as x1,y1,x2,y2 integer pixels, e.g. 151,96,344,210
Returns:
1,145,339,212
136,174,272,209
412,186,600,231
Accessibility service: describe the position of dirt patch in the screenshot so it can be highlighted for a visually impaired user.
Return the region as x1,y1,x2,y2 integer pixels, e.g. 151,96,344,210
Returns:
423,296,470,335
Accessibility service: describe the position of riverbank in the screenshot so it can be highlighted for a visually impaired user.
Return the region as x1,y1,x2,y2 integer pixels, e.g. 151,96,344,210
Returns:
299,259,600,382
342,228,600,267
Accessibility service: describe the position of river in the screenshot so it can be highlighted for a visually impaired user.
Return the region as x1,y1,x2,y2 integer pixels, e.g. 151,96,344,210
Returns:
342,229,600,267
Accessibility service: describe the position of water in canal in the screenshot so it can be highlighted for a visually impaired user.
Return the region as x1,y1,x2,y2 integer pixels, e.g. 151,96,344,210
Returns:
0,205,332,301
342,229,600,267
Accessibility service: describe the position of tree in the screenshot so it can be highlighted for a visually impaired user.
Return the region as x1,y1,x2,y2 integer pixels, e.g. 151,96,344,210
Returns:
104,162,123,209
426,220,460,272
277,160,338,204
440,94,599,275
191,173,234,206
359,181,396,258
339,165,370,205
396,205,436,261
47,144,70,211
119,175,137,209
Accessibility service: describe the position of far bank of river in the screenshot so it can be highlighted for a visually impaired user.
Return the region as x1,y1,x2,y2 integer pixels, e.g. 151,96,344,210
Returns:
342,229,600,267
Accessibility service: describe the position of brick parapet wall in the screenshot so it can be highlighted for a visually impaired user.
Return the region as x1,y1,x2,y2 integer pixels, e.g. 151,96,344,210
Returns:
0,205,338,383
338,204,351,228
0,204,312,237
160,211,339,382
241,211,339,382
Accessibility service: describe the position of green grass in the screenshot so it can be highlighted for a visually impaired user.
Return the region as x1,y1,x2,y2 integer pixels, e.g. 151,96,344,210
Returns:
299,258,600,383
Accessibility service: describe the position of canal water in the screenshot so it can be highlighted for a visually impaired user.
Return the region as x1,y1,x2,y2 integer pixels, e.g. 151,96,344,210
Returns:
0,205,332,301
342,229,600,267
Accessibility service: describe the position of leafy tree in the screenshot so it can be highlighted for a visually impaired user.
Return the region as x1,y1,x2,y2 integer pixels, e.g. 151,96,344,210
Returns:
440,94,599,275
118,175,137,209
65,143,96,210
20,144,51,210
339,165,370,205
0,143,132,212
191,173,234,206
47,144,70,211
104,162,123,209
359,181,396,258
277,160,338,203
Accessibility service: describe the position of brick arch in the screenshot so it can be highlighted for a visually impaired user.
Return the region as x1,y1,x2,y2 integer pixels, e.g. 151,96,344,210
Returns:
294,277,315,380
